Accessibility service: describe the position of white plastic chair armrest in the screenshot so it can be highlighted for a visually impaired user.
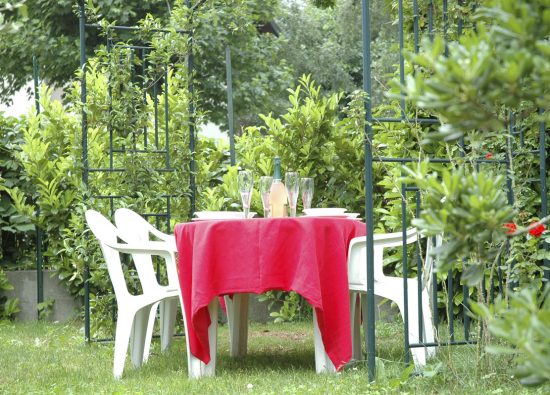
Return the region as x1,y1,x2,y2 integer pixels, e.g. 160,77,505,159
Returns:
348,228,418,250
104,240,176,258
140,228,176,252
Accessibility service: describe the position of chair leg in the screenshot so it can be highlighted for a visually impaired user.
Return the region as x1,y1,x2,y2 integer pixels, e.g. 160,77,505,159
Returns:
408,323,426,367
143,301,159,363
395,290,429,368
421,289,436,358
187,299,218,378
403,288,437,367
312,309,336,374
225,293,250,357
113,310,134,379
159,297,178,352
350,292,362,360
376,281,436,368
130,306,152,369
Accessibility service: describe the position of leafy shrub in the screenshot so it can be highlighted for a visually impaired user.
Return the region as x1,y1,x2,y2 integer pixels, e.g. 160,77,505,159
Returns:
0,268,19,320
236,75,365,214
404,163,515,286
473,286,550,387
0,114,35,270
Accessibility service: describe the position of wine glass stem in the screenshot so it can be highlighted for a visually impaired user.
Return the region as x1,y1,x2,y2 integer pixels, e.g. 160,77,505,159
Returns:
290,206,297,218
244,207,250,219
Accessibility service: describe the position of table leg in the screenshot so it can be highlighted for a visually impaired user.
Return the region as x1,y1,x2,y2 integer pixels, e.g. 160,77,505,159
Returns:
225,293,250,357
312,309,337,373
350,292,362,360
187,299,218,378
360,293,370,353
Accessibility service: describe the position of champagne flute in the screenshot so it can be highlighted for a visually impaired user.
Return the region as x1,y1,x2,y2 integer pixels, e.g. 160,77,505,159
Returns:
300,177,314,210
259,176,273,218
285,171,299,217
238,170,254,219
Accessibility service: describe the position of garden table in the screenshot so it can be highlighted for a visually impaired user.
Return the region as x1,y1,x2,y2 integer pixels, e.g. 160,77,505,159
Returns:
174,216,366,377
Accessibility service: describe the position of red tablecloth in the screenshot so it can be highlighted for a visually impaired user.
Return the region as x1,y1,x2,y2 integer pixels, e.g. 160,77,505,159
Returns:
174,217,366,370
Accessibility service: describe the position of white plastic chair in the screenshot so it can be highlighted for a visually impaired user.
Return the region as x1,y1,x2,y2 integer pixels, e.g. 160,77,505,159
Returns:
85,210,183,379
348,228,440,367
111,209,244,378
115,208,218,378
114,208,179,360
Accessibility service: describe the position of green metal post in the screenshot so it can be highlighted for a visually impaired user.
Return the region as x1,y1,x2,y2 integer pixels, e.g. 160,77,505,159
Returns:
79,0,90,342
457,0,464,36
226,45,236,166
154,81,159,147
448,270,454,341
33,56,44,318
401,182,411,365
32,56,40,114
106,37,114,169
166,196,172,234
412,0,419,54
507,112,517,291
443,0,448,48
361,0,376,381
463,282,470,340
142,48,148,148
539,113,548,280
428,0,434,41
431,240,439,331
401,180,410,364
398,0,405,119
164,68,170,167
415,190,424,345
186,0,196,216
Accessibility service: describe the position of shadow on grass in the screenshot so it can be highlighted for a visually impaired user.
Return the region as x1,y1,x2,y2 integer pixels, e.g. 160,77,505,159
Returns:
220,349,316,373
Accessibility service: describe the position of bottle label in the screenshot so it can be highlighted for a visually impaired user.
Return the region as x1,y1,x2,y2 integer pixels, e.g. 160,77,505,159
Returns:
269,179,288,218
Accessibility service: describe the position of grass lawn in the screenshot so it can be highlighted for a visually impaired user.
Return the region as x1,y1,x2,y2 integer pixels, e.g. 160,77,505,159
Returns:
0,319,545,394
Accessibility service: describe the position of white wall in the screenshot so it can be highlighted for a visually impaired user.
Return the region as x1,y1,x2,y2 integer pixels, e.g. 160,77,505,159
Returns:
0,81,34,117
199,121,228,142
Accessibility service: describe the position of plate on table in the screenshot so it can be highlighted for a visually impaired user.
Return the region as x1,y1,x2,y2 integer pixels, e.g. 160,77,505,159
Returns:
345,213,361,219
193,211,256,221
303,208,347,217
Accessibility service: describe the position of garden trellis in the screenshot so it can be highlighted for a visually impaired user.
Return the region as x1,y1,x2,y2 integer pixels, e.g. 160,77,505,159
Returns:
359,0,548,380
77,0,199,342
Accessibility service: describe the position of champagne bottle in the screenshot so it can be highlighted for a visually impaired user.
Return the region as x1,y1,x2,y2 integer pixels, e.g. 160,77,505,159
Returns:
269,157,288,218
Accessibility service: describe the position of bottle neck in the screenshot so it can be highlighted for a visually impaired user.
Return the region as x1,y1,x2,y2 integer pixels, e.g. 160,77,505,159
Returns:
273,157,282,180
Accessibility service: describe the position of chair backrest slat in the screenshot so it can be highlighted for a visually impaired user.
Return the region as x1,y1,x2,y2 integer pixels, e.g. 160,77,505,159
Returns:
114,208,178,290
85,210,132,300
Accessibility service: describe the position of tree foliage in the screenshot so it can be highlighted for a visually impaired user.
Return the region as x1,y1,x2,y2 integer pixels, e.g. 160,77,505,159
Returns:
179,0,294,130
402,0,550,140
0,0,171,102
279,0,397,105
0,0,297,135
397,0,549,383
0,0,400,130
